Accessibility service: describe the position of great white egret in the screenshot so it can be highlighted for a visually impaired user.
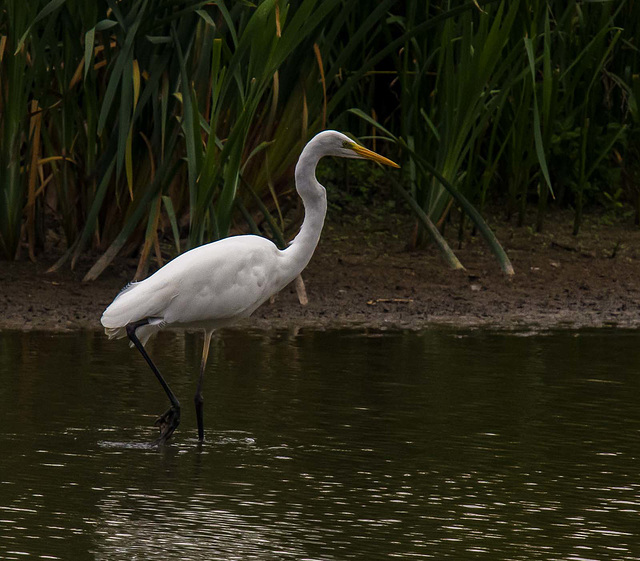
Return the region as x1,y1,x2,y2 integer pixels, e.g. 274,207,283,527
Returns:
101,130,399,444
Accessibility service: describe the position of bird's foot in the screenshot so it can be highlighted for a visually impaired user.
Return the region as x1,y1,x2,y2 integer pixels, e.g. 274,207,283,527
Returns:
153,406,180,445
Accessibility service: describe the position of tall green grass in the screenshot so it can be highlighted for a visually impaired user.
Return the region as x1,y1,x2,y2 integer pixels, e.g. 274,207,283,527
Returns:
1,0,638,277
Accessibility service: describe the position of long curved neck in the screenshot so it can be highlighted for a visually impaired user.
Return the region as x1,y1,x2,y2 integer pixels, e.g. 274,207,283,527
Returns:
282,141,328,278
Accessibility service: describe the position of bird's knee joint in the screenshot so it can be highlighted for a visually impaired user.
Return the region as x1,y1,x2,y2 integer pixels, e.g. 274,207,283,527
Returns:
126,319,149,339
194,393,204,406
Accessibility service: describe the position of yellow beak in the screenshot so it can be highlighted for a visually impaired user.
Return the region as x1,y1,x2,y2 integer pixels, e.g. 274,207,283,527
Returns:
350,143,400,168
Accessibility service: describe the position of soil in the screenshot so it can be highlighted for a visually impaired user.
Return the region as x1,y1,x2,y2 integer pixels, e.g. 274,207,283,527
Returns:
2,206,640,333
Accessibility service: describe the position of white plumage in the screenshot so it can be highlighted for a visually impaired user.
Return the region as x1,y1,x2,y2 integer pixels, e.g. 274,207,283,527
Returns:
101,130,399,444
102,235,287,345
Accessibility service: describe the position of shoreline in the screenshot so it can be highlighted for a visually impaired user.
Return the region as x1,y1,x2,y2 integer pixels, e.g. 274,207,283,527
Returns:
2,208,640,334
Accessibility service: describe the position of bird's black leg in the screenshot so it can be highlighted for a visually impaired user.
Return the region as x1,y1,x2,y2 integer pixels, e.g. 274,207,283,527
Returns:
126,319,180,444
194,331,213,442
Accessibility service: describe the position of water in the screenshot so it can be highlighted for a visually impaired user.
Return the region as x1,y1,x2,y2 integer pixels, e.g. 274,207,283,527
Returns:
0,328,639,560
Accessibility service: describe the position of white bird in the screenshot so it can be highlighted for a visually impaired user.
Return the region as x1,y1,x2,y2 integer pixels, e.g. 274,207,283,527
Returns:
101,130,399,444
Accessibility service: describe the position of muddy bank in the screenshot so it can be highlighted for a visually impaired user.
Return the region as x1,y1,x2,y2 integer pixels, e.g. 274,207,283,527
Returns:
2,208,640,333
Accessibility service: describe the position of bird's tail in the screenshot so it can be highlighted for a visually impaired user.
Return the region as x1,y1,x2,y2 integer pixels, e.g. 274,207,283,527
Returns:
104,321,163,347
105,326,127,340
101,277,167,347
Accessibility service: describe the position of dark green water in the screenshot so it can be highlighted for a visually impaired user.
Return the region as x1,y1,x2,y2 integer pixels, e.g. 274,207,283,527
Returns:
1,328,639,560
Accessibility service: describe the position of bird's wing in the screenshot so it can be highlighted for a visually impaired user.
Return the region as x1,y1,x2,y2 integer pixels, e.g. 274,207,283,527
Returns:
101,235,283,330
161,236,283,325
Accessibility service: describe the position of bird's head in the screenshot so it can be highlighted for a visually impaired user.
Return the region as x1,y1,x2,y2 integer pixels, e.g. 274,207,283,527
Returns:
310,130,400,168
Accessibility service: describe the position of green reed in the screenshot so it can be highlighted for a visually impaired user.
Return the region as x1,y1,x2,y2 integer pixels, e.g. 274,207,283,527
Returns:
351,0,637,265
0,0,637,277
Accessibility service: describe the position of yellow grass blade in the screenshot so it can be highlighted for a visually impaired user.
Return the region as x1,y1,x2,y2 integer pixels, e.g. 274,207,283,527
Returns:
313,43,327,128
132,59,141,108
27,100,42,262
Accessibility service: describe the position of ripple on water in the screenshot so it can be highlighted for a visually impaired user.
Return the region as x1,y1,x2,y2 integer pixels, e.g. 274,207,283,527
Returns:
1,329,640,559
